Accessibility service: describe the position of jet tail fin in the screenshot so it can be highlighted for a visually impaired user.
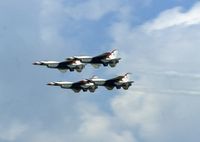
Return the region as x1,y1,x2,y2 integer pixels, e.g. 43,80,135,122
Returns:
110,49,118,59
123,73,132,82
90,75,99,80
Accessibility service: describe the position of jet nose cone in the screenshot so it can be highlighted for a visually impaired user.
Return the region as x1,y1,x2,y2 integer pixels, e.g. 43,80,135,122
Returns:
47,82,55,86
33,61,41,65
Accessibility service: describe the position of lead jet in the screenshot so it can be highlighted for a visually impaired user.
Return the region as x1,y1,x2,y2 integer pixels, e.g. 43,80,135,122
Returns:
89,73,134,90
33,58,85,73
47,79,97,93
66,49,121,68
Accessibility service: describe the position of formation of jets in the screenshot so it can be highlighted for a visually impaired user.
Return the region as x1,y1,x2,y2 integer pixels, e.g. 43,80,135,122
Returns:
33,49,120,73
33,50,134,93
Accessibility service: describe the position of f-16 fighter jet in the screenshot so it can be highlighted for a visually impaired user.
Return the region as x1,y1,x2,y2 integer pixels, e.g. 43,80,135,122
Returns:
66,49,121,68
47,79,97,93
89,73,134,90
33,58,85,73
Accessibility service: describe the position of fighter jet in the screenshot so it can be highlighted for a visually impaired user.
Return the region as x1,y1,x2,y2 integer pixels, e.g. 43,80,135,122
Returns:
66,49,121,68
33,58,85,73
47,79,98,93
89,73,134,90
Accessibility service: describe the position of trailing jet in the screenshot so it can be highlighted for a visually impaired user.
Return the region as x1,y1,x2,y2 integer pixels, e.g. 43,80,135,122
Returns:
33,58,85,73
89,73,134,90
47,79,97,93
66,49,121,68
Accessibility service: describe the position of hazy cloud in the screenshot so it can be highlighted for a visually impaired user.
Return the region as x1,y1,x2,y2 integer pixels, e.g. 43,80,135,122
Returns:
107,1,200,141
0,121,28,141
64,0,122,21
144,2,200,31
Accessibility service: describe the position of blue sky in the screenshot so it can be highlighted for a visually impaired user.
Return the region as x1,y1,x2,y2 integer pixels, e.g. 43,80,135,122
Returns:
1,0,200,141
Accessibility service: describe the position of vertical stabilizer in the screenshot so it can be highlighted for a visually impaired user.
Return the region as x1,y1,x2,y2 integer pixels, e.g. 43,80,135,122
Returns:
123,73,131,82
110,49,118,59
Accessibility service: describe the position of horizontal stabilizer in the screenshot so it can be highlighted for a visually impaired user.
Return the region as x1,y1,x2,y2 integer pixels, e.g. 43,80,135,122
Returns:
110,49,118,59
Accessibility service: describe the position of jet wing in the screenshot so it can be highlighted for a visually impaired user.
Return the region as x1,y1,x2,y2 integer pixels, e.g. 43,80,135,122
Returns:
70,80,96,92
57,60,85,72
71,80,87,89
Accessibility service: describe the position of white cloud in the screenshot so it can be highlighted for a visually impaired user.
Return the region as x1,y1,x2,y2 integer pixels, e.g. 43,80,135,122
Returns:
30,132,66,142
64,0,122,21
32,1,200,142
144,2,200,31
38,0,85,58
161,70,200,79
0,121,28,141
2,0,200,142
76,102,136,142
25,102,136,142
106,1,200,141
38,0,125,56
39,0,66,49
111,91,161,138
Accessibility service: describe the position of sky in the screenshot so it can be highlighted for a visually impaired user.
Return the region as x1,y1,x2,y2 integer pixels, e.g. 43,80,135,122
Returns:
1,0,200,142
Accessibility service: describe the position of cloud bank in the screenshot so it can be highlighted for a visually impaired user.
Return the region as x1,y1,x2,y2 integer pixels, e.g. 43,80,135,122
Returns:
1,0,200,142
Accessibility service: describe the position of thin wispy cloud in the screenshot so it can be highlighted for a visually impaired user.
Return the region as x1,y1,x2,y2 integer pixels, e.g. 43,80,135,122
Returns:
64,0,122,21
144,2,200,31
0,121,28,141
